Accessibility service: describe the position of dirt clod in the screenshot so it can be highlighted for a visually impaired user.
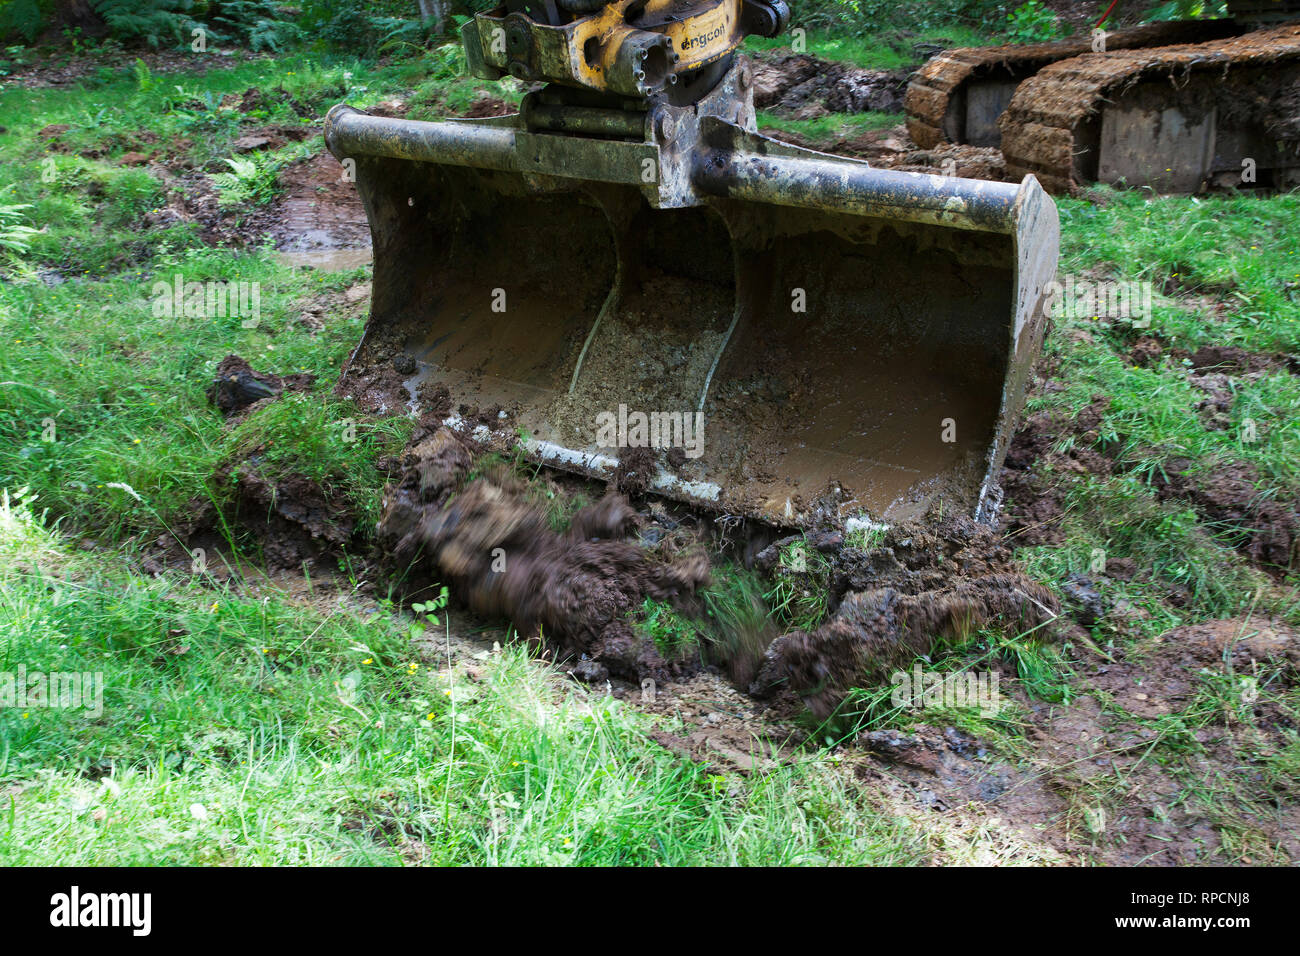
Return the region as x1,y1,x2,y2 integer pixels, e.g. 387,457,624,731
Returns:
755,574,1056,720
207,354,314,416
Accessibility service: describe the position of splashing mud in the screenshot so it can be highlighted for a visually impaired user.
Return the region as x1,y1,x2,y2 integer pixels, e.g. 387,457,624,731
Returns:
377,428,710,682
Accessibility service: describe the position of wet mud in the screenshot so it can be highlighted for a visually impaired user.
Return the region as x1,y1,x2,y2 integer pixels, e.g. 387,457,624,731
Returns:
376,427,710,683
207,354,315,417
1155,459,1299,575
752,515,1060,719
751,52,910,118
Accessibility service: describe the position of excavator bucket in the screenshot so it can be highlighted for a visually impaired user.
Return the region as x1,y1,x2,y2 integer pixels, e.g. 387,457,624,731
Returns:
325,64,1058,527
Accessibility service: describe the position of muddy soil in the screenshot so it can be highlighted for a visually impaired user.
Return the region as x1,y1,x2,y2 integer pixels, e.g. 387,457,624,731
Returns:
1155,458,1299,575
752,52,910,118
143,465,359,578
162,348,1300,863
145,136,371,260
256,150,371,257
1000,391,1114,548
840,612,1300,864
142,355,362,577
207,353,315,416
1001,353,1299,578
764,123,1012,182
752,514,1061,719
376,426,710,684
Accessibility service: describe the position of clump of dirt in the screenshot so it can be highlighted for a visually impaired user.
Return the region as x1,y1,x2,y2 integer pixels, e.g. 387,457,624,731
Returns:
334,358,411,417
141,357,355,575
377,427,710,683
1128,334,1165,367
1154,458,1299,573
1000,394,1115,547
752,52,909,116
756,577,1057,720
144,458,359,577
215,463,357,570
1183,344,1300,376
612,445,658,497
463,96,512,118
207,354,315,416
230,124,313,153
221,87,267,114
751,514,1061,719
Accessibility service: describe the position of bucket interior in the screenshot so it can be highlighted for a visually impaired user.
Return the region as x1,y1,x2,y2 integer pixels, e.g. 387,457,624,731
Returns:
350,157,1018,520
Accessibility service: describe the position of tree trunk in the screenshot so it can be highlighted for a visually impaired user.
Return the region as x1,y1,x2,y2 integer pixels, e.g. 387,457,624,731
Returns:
417,0,448,34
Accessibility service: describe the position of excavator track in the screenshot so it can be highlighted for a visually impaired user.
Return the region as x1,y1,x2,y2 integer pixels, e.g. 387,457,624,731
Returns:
999,24,1300,193
904,19,1242,150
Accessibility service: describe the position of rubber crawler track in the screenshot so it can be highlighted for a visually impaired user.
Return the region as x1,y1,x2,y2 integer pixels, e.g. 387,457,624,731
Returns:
999,24,1300,193
903,19,1240,150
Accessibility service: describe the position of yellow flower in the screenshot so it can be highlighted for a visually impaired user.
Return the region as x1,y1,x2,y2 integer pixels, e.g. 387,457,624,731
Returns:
362,658,373,665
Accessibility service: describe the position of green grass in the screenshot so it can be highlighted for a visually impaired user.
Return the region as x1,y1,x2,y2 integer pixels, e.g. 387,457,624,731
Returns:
832,624,1071,754
0,245,378,542
637,597,706,659
223,391,412,529
700,564,777,672
743,24,989,70
0,495,921,865
763,541,833,632
1058,188,1300,355
1006,188,1300,630
757,110,902,143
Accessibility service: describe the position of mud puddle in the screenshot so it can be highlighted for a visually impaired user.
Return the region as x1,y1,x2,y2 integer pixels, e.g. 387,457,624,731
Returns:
263,150,371,259
276,248,373,270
